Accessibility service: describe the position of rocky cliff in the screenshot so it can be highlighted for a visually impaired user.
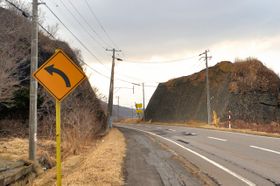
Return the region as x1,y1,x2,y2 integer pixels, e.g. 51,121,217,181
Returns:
145,59,280,123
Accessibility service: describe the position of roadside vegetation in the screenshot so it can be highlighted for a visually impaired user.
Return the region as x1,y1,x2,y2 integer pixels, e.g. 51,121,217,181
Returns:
33,128,126,186
0,2,128,185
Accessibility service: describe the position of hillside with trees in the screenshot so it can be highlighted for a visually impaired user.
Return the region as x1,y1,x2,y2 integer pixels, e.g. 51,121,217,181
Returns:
0,6,107,146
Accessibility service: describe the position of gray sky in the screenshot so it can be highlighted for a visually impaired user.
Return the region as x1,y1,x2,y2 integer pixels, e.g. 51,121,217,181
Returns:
27,0,280,107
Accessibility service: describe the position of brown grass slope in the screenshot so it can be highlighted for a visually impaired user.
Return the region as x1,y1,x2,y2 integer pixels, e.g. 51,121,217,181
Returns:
145,58,280,124
0,6,107,152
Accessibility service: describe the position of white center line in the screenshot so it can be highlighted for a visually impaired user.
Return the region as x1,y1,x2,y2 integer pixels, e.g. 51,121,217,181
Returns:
208,136,228,142
250,145,280,155
121,126,256,186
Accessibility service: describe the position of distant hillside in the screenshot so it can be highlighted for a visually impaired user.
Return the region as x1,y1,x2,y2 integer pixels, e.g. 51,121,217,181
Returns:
145,58,280,124
100,101,136,120
112,105,136,120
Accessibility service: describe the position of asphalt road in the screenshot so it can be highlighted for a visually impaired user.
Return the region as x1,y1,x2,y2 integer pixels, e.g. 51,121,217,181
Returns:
119,127,206,186
117,123,280,186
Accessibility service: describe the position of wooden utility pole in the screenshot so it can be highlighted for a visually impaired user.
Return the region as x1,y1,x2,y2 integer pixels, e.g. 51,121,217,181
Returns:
106,48,121,128
142,82,145,121
199,50,212,125
29,0,38,161
117,96,120,120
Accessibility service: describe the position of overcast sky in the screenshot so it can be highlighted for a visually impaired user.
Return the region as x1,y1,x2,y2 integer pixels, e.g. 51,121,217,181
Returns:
21,0,280,108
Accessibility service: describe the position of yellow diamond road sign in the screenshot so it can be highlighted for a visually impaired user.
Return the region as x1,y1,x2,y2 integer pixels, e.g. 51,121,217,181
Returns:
33,49,86,101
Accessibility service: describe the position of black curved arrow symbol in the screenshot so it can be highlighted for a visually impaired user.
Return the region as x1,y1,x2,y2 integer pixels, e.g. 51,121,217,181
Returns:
44,64,71,87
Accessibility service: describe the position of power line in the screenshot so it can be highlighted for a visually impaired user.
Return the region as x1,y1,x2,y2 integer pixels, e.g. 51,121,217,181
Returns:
5,0,110,80
5,0,207,88
44,3,108,69
144,84,158,88
49,1,141,83
4,0,143,87
44,5,140,85
112,54,202,84
84,0,120,50
5,0,54,39
122,55,199,64
45,2,146,84
79,57,140,85
67,0,113,50
57,0,107,50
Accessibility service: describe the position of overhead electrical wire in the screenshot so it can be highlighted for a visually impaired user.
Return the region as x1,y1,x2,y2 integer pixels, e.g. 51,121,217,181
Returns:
122,55,199,64
44,3,143,85
113,54,201,84
57,0,107,50
46,1,138,82
5,0,55,40
44,3,110,69
84,0,121,51
6,1,205,88
67,0,113,50
5,0,111,81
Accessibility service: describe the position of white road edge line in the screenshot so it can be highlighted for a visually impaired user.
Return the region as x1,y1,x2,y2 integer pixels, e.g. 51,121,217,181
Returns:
250,145,280,155
121,126,256,186
208,136,227,142
168,129,176,132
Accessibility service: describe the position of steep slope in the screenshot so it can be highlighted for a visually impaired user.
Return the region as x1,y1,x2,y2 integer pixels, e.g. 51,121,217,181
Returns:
145,59,280,123
0,7,107,137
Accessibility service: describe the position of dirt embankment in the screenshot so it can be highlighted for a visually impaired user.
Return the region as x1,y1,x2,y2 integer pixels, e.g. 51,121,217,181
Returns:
145,58,280,125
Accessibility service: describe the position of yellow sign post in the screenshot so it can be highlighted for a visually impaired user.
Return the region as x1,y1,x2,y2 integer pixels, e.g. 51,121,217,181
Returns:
33,49,86,186
56,100,62,186
135,103,143,117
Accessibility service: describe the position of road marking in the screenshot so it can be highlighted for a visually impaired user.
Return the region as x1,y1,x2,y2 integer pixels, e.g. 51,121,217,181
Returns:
250,145,280,155
181,125,280,140
208,136,227,142
120,126,256,186
168,128,176,132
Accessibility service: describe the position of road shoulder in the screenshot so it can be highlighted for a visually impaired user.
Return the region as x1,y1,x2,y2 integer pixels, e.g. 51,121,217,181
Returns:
33,128,126,186
119,127,211,186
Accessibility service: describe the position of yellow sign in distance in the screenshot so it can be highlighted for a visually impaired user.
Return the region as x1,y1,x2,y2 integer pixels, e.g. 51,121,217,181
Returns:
33,49,86,101
136,109,143,114
135,103,143,109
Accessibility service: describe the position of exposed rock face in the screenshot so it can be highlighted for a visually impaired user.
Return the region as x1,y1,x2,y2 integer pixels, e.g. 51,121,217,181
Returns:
145,59,280,123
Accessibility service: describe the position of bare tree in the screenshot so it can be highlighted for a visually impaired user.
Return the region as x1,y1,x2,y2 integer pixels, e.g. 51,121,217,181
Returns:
0,5,30,102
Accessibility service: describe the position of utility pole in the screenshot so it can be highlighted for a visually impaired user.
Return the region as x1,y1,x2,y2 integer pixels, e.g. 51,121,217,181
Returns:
142,82,146,121
117,96,120,121
199,50,212,125
106,48,122,128
29,0,38,161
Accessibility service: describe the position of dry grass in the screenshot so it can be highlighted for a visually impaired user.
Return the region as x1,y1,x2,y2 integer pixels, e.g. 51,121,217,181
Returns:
33,128,126,186
0,137,56,163
117,118,143,124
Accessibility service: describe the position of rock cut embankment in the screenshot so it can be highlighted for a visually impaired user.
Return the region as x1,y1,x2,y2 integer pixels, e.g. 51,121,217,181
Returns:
145,59,280,123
